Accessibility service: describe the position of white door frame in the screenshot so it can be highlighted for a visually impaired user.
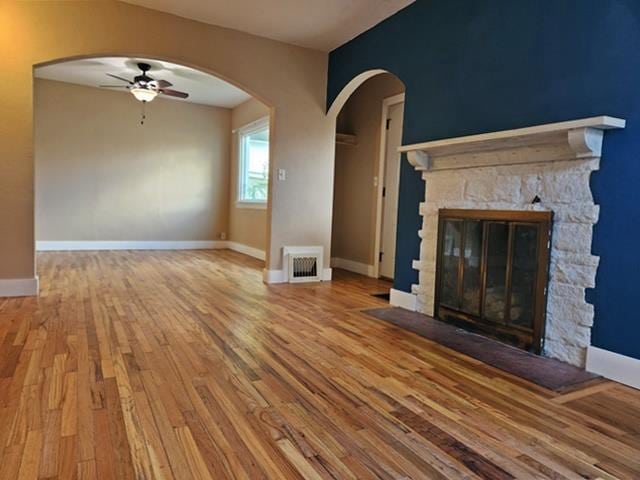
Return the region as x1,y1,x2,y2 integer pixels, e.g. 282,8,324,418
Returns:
373,92,405,278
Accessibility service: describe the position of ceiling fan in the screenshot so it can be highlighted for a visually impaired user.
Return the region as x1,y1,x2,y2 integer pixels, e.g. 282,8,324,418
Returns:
100,62,189,102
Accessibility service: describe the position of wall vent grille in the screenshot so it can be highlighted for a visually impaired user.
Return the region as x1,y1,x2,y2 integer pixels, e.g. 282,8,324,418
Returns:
284,246,323,283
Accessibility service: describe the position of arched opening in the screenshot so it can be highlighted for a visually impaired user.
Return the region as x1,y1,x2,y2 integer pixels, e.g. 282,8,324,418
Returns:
329,70,406,295
33,55,273,276
326,69,388,118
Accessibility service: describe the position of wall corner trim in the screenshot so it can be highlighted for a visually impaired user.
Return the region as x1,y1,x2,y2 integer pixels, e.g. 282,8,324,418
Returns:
0,277,39,297
586,346,640,390
390,288,417,311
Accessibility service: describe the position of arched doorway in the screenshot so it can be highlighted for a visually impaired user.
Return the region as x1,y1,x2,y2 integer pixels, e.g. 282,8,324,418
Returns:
1,1,341,298
328,70,406,288
33,55,272,275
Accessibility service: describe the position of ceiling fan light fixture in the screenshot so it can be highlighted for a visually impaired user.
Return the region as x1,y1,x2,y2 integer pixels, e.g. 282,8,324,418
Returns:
130,87,157,102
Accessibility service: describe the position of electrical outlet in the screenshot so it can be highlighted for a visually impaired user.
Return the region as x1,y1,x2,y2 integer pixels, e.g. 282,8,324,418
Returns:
278,168,286,181
220,232,227,240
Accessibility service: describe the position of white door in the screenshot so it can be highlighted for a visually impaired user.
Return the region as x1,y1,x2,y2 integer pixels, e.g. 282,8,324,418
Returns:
379,101,404,279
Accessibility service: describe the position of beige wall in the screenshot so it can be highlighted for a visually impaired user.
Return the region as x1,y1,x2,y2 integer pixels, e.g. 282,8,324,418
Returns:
331,73,405,266
0,1,334,283
34,79,230,242
228,98,270,251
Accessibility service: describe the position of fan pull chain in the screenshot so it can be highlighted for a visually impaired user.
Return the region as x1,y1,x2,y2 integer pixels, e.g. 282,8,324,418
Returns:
140,100,147,125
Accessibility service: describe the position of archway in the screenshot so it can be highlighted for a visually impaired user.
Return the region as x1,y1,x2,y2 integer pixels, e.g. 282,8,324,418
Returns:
33,55,273,277
34,54,275,110
1,1,339,297
328,70,406,290
327,69,388,119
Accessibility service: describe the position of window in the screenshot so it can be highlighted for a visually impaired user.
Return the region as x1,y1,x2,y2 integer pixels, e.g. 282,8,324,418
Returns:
237,118,269,207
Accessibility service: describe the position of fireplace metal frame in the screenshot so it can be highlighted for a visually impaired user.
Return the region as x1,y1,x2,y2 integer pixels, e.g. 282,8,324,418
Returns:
434,209,552,353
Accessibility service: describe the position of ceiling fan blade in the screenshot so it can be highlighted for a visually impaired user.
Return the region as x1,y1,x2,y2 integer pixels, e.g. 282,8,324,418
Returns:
106,73,133,84
159,88,189,99
156,79,173,88
99,85,130,88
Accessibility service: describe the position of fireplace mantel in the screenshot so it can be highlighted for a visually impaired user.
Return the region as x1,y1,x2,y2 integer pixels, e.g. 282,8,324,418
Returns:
407,115,626,366
400,116,625,172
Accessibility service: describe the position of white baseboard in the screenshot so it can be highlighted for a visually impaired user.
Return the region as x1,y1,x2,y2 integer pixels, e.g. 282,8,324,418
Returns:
0,277,39,297
36,240,226,251
390,288,417,311
586,346,640,390
37,239,268,261
331,257,375,277
226,241,266,261
322,268,332,281
263,269,286,284
263,267,332,284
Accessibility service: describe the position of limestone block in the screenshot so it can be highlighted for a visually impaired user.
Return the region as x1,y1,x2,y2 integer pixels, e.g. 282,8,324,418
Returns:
420,230,437,249
465,175,522,202
415,301,428,315
418,272,435,290
547,282,585,303
550,261,598,288
425,176,465,202
420,245,438,263
541,170,593,203
420,201,439,216
423,215,438,229
554,323,591,348
545,294,589,317
549,204,599,224
520,175,542,203
544,339,585,367
483,201,524,211
552,223,593,254
546,296,594,328
552,252,599,267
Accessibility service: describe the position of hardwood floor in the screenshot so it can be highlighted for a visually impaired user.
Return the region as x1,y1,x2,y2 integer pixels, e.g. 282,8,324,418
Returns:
0,250,639,479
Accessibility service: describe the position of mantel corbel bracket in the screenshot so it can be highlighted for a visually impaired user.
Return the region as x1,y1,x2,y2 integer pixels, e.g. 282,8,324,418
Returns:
407,150,430,171
567,127,603,158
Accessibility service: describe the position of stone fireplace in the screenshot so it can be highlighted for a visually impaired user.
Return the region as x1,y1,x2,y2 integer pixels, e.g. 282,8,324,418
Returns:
400,116,625,367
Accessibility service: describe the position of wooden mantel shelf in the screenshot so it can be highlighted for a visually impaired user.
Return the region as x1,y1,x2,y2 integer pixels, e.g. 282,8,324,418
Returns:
399,116,626,172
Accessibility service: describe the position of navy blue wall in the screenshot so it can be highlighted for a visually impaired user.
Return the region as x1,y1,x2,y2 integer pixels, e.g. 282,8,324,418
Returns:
328,0,640,360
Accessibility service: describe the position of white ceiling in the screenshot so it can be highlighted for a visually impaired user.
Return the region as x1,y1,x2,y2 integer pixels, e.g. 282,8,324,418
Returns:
121,0,415,51
35,57,252,108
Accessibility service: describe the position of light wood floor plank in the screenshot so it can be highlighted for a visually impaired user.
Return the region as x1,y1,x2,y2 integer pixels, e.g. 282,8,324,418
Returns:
0,250,637,479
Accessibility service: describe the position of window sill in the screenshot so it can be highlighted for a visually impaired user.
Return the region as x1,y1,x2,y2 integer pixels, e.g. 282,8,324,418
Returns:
235,201,267,210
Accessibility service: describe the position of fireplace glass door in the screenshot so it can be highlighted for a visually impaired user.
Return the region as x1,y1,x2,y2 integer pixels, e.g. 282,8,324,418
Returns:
435,209,552,353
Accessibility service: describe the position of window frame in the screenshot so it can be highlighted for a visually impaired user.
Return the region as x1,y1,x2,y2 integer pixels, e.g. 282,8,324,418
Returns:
236,116,270,209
